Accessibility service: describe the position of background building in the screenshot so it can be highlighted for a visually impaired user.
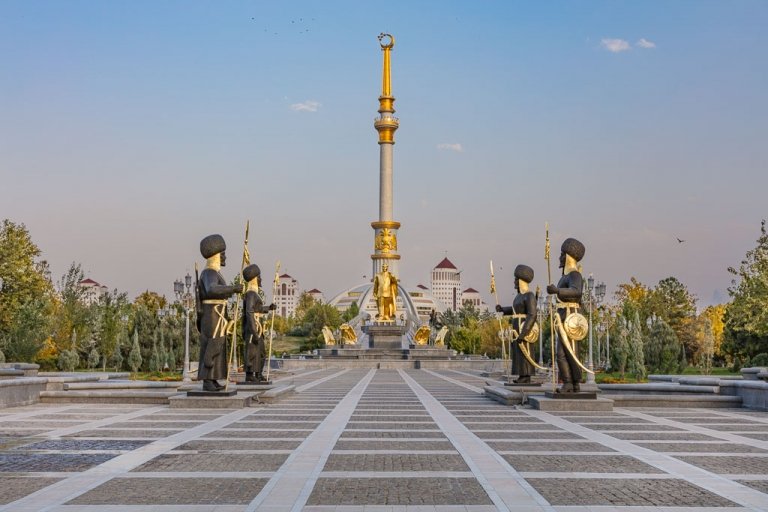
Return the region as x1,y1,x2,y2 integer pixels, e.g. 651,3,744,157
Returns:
78,278,108,306
430,258,462,311
461,287,489,312
307,288,325,303
274,274,299,317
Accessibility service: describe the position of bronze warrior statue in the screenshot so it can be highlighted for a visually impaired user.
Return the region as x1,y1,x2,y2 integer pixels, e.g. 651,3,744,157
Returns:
496,265,538,384
197,234,240,392
547,237,586,393
241,264,276,382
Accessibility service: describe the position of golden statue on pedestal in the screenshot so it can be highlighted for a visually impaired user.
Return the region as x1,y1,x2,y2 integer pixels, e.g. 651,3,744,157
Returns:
373,263,398,321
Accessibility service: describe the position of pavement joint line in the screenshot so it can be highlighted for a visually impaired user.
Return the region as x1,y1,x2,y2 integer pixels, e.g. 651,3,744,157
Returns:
245,369,375,512
518,471,679,479
446,368,495,382
293,368,351,393
522,408,768,511
421,368,484,393
616,408,768,451
399,369,554,512
117,471,276,478
41,405,170,438
0,407,256,512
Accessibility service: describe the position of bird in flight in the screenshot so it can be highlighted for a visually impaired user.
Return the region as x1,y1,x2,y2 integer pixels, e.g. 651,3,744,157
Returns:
677,237,685,243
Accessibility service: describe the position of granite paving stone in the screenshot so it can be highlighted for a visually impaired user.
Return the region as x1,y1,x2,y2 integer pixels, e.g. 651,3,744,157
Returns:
132,453,288,472
177,439,302,451
526,478,739,506
204,429,311,438
0,453,117,472
68,477,269,504
606,431,719,441
306,477,492,505
676,455,768,474
474,430,580,440
333,440,455,451
636,442,768,453
488,441,615,452
13,439,151,451
66,429,181,437
0,477,62,504
340,431,446,439
503,454,664,473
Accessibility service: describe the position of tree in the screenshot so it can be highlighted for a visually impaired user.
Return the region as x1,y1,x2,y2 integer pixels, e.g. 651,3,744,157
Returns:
52,263,94,355
57,349,79,372
110,331,125,371
701,304,726,363
696,316,715,374
1,297,53,362
626,312,646,380
724,220,768,360
128,330,142,373
134,291,168,313
0,220,54,339
645,316,684,374
341,301,360,322
610,317,630,378
294,291,318,321
95,289,129,371
649,277,697,361
87,347,100,370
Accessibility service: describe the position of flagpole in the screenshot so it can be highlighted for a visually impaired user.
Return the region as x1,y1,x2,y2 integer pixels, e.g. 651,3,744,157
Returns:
224,221,249,392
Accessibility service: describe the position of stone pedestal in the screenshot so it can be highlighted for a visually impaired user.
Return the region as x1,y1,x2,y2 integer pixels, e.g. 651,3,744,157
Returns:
529,395,613,411
362,323,407,350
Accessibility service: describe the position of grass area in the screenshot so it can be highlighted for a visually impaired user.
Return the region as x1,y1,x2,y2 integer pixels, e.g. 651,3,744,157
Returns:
129,371,182,381
594,366,740,384
268,335,305,355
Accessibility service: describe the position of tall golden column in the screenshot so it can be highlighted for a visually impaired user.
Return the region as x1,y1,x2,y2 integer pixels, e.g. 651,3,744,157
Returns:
371,33,401,278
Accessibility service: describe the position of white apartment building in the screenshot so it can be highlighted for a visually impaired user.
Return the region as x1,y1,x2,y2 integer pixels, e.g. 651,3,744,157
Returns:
430,258,462,311
307,288,325,303
78,278,108,306
461,287,489,312
274,274,299,317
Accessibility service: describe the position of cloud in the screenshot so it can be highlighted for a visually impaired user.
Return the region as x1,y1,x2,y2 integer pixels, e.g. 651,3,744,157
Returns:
437,143,463,152
636,38,656,49
600,38,631,53
290,100,321,112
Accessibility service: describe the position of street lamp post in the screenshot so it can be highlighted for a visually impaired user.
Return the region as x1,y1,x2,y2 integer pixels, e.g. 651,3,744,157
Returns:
174,273,193,382
585,276,606,385
537,294,546,367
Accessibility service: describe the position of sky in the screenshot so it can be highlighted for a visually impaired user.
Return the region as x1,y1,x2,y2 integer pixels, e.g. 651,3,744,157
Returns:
1,1,767,308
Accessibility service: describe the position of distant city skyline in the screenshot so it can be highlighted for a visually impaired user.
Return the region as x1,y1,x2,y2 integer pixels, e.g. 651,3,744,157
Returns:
2,1,766,309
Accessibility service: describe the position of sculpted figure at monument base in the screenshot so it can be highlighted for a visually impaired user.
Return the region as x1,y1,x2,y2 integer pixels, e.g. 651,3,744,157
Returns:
197,234,239,392
547,237,587,393
496,264,539,384
373,263,398,322
241,264,276,383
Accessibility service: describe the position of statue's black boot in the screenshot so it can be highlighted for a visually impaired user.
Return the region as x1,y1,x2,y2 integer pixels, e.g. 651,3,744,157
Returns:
202,380,219,392
245,372,256,382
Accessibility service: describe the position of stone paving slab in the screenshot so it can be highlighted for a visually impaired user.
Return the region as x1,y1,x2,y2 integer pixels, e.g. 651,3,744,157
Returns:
68,476,269,504
178,440,302,451
526,477,739,506
502,454,665,473
323,454,469,472
0,476,63,504
487,441,615,452
0,453,117,472
676,455,768,474
636,442,768,453
334,440,455,451
132,453,288,472
306,477,493,506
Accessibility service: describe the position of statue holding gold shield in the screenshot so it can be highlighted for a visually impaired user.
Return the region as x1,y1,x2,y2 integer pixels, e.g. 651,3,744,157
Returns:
373,263,398,321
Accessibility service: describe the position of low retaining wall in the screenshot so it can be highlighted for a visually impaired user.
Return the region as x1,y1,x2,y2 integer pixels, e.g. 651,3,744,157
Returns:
278,358,499,371
719,380,768,410
0,378,48,407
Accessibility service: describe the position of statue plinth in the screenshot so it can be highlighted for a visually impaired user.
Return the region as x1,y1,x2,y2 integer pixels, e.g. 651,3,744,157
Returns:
362,322,408,350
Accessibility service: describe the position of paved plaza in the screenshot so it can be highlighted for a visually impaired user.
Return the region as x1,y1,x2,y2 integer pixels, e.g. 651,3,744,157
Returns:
1,368,768,511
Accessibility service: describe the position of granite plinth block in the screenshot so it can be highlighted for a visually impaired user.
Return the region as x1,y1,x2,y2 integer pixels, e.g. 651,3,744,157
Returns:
545,391,597,400
529,396,614,411
169,391,256,409
361,323,407,350
187,389,237,397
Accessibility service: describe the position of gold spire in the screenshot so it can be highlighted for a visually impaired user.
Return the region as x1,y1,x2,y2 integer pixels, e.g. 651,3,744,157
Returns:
375,33,399,144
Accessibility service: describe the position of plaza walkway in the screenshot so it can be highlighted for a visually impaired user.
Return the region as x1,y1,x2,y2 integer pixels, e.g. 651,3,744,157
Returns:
1,368,768,511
